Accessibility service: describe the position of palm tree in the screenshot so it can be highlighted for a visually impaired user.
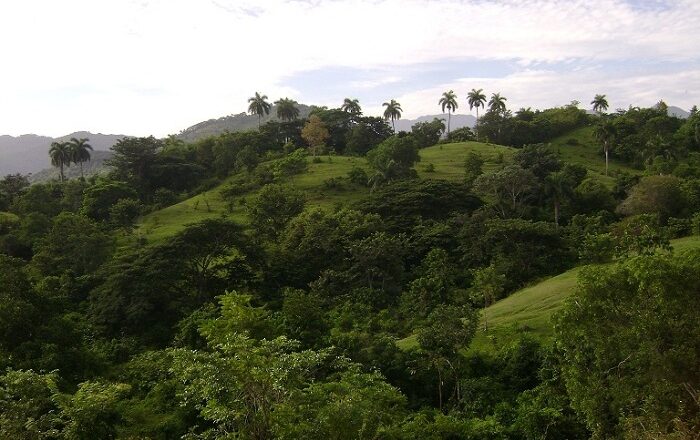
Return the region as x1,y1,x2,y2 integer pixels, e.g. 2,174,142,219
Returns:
68,137,93,179
544,171,573,228
467,88,487,140
594,120,617,176
438,90,458,135
247,92,272,128
49,141,71,182
591,94,609,115
341,98,362,116
382,99,402,132
488,93,507,114
274,98,300,122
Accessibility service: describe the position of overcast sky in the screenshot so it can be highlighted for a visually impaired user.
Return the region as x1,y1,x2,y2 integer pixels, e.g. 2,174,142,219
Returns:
0,0,698,137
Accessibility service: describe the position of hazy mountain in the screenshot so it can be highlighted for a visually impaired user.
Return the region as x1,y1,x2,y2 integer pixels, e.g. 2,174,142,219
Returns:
0,132,125,176
177,104,314,142
667,106,690,119
391,113,476,133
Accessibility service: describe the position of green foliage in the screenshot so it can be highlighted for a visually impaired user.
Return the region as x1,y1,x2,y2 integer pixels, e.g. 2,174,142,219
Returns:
247,183,305,238
272,148,308,177
474,165,537,218
80,181,138,222
411,118,445,148
464,152,484,188
556,252,700,438
366,135,420,186
107,136,163,195
447,126,476,142
108,198,142,231
611,213,671,257
0,369,62,438
617,175,687,220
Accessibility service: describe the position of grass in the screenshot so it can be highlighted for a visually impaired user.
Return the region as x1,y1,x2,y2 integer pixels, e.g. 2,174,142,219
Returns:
397,235,700,352
133,141,516,245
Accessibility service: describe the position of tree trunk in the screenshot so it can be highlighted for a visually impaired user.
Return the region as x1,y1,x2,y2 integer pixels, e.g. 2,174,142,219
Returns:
475,107,480,141
60,163,64,182
605,144,609,176
554,199,560,228
447,111,451,135
392,118,395,132
80,161,84,179
438,368,443,411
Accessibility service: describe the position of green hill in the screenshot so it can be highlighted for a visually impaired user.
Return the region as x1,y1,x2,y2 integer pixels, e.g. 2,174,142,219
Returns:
134,141,516,244
398,235,700,352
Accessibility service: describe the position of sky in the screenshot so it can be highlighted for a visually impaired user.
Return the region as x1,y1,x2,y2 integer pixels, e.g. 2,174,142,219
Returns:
0,0,698,137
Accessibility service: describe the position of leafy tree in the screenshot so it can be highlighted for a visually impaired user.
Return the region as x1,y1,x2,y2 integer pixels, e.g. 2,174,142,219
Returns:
68,137,93,179
108,198,142,232
470,264,506,324
107,136,163,195
301,115,330,155
474,165,537,218
463,152,484,189
341,97,362,116
544,167,584,227
411,118,445,148
0,174,29,211
274,97,300,121
345,116,393,156
60,381,130,440
616,175,686,220
383,99,403,131
247,184,305,238
236,144,259,172
80,180,138,222
446,126,475,142
438,90,458,134
32,212,113,277
590,93,609,114
514,144,562,180
611,213,671,258
417,304,479,409
248,91,272,128
0,370,63,438
593,120,617,175
0,255,40,351
366,136,420,187
49,141,71,182
556,252,700,438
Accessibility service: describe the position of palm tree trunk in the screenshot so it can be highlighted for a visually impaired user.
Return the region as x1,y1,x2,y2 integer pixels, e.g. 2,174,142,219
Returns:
447,111,451,135
554,199,560,228
258,114,261,129
605,145,609,176
475,107,480,141
392,117,395,132
60,163,64,182
80,161,84,179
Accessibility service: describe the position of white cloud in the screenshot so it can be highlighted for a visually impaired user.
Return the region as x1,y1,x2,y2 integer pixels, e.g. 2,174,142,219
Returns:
0,0,698,136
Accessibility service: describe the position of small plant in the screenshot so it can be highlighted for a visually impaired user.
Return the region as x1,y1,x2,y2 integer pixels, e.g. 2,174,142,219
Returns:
323,176,345,190
424,163,435,173
495,152,504,164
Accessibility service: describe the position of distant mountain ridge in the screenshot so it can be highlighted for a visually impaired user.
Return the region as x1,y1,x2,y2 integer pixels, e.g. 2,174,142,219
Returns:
392,113,476,133
0,132,126,176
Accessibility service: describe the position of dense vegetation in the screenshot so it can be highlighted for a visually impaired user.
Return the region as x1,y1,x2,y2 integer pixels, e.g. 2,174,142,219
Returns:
0,97,699,439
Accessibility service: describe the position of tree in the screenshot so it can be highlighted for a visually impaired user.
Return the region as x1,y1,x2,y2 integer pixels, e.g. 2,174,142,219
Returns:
474,165,537,218
616,175,686,220
107,136,163,195
382,99,403,132
366,136,420,188
68,137,93,179
274,98,300,121
108,198,142,232
544,170,576,227
411,118,445,148
590,94,609,115
470,264,505,330
247,184,305,238
341,98,362,116
593,120,616,176
555,252,700,438
467,88,487,139
301,115,330,155
463,152,484,189
488,93,507,114
438,90,458,134
248,91,272,128
49,141,71,182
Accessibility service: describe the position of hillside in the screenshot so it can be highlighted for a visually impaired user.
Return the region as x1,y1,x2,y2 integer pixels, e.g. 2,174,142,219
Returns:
0,131,125,175
398,235,700,352
133,141,515,244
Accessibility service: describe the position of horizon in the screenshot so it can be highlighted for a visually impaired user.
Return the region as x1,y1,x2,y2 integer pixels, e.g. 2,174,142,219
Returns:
1,0,698,137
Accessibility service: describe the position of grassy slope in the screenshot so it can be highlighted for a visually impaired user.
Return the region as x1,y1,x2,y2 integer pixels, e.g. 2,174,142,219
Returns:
398,235,700,352
133,141,515,244
546,126,641,186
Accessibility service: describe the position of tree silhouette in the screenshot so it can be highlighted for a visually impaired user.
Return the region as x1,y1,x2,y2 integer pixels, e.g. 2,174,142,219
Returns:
467,88,487,139
68,137,93,179
488,93,507,114
49,141,71,182
591,94,609,115
274,98,300,122
382,99,402,132
341,98,362,116
248,92,272,128
438,90,458,135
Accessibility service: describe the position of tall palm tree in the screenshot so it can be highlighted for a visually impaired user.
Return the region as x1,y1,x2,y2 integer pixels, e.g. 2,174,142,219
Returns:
591,94,609,115
544,171,573,228
49,141,71,182
247,92,272,128
467,88,487,140
68,137,93,179
341,98,362,116
594,120,617,176
438,90,458,135
274,98,300,122
488,93,507,114
382,99,402,132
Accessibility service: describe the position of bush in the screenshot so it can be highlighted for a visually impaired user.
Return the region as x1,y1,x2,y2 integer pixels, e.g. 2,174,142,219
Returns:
273,149,308,177
348,167,368,187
